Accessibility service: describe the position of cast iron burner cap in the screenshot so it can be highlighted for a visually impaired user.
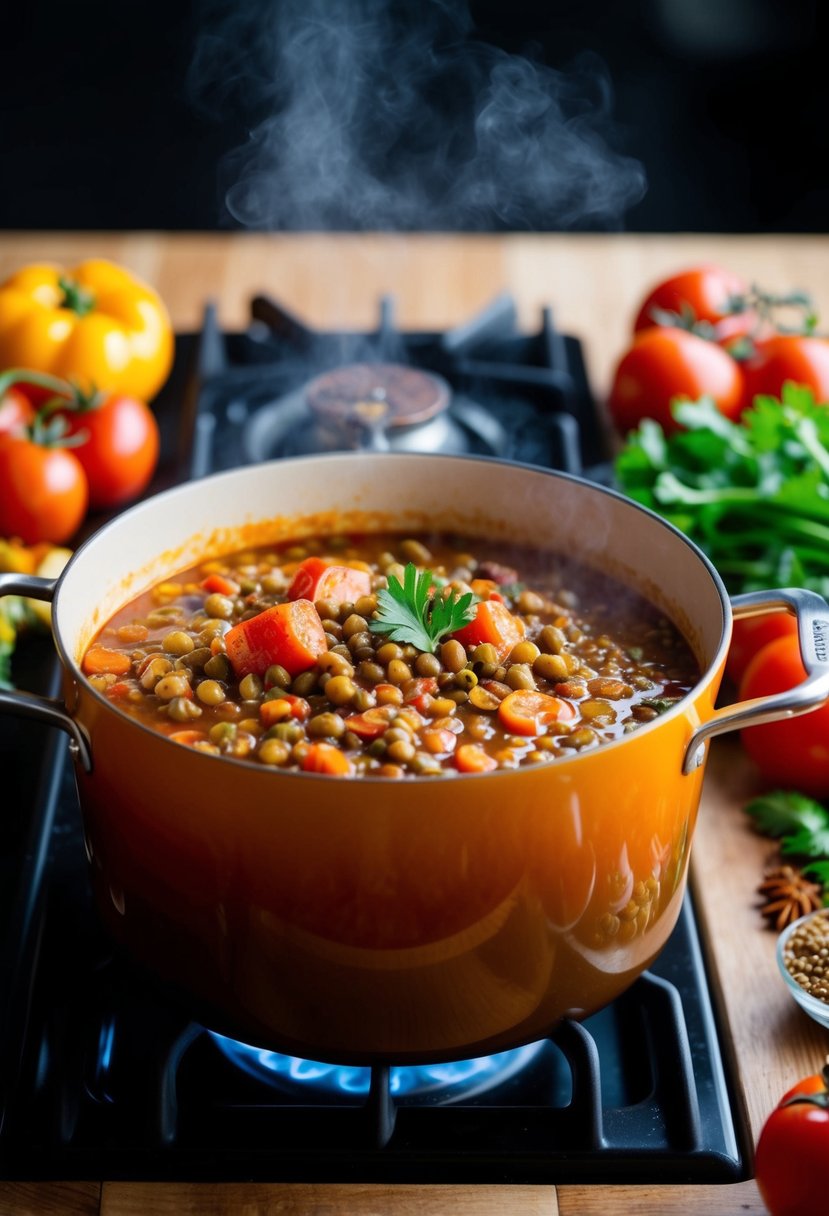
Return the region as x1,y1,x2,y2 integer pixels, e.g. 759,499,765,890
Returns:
242,361,506,460
306,363,450,429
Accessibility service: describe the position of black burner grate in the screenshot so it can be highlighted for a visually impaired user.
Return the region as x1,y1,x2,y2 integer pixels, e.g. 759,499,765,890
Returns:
182,293,607,479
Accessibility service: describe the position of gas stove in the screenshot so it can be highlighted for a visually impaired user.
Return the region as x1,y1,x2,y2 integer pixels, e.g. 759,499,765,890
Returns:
182,292,607,479
0,297,750,1184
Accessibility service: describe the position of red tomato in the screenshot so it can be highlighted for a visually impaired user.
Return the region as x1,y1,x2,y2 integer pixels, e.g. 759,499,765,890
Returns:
738,634,829,798
740,334,829,410
607,327,745,435
0,432,88,543
61,394,159,509
633,265,752,342
0,387,35,433
754,1065,829,1216
726,614,799,686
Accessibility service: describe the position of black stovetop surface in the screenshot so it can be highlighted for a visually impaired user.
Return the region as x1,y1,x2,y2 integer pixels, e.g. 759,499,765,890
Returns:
0,306,751,1184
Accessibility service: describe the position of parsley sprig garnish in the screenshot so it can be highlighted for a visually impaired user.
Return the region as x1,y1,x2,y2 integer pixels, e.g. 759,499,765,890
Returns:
745,791,829,893
368,562,478,653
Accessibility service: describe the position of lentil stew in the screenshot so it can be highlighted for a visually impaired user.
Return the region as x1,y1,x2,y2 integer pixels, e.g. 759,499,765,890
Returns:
81,531,700,776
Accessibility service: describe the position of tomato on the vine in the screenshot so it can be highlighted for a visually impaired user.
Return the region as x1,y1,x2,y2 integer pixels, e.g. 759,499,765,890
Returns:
60,392,160,509
0,430,88,544
754,1061,829,1216
607,326,745,435
739,634,829,798
726,613,798,686
0,386,34,433
633,264,752,343
740,334,829,410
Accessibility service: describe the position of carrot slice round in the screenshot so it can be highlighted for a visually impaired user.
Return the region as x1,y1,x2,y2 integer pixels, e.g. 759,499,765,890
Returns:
454,743,499,773
498,689,577,736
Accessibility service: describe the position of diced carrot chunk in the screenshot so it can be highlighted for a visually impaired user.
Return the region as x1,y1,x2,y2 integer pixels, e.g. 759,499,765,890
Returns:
200,573,240,596
82,646,132,676
301,742,355,776
225,599,327,678
287,557,372,605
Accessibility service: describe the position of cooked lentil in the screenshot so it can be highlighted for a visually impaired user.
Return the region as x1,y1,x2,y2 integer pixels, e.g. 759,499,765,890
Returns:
81,532,700,777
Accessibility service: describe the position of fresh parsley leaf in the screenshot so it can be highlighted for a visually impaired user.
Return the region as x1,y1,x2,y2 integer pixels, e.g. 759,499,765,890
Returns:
783,822,829,860
744,790,829,840
615,386,829,595
745,789,829,867
368,563,478,653
803,860,829,895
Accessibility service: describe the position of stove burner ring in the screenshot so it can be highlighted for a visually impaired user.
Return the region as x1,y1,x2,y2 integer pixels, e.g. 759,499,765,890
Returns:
306,363,451,430
210,1033,548,1104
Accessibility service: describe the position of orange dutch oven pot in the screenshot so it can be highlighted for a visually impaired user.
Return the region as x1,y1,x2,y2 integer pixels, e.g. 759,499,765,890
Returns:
2,452,829,1064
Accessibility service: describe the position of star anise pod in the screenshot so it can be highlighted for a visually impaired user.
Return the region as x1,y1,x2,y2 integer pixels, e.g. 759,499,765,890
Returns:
757,865,823,931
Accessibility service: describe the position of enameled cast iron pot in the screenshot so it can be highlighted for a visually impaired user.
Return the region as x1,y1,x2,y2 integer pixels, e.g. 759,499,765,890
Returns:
3,452,829,1064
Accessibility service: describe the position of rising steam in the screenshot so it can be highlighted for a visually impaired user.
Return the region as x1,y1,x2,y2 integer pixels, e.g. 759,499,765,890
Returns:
188,0,646,231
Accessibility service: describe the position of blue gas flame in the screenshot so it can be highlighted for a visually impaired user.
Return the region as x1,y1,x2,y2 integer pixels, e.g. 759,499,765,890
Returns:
211,1033,546,1103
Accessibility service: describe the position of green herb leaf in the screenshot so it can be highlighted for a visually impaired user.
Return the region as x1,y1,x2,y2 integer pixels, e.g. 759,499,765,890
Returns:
639,696,682,714
615,385,829,595
368,563,478,653
744,790,829,841
783,822,829,860
803,860,829,895
0,644,12,690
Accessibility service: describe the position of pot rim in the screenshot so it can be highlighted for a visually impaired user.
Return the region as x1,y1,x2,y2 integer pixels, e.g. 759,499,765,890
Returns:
53,450,731,782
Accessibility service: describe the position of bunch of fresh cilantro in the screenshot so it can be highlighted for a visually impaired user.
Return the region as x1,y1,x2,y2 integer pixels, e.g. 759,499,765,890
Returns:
615,383,829,596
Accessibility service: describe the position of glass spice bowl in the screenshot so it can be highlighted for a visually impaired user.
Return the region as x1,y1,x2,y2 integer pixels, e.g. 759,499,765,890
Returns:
777,908,829,1031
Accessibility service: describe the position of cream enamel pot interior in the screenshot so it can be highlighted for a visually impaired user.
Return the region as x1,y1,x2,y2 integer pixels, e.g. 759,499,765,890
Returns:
3,452,829,1065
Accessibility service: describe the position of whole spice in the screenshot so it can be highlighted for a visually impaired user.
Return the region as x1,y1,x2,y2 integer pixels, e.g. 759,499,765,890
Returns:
781,909,829,1004
758,866,823,932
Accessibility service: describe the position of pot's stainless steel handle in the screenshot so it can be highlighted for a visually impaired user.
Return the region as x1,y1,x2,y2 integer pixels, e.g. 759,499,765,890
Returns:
0,571,92,772
683,587,829,774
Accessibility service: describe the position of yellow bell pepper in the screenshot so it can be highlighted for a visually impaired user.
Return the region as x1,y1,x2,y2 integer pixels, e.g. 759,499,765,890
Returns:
0,258,174,401
0,540,72,685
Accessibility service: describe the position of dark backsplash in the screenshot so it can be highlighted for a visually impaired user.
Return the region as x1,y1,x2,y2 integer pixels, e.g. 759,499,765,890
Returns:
0,0,825,234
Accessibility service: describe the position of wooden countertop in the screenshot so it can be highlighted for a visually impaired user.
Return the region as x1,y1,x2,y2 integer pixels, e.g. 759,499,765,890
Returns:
4,232,829,1216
